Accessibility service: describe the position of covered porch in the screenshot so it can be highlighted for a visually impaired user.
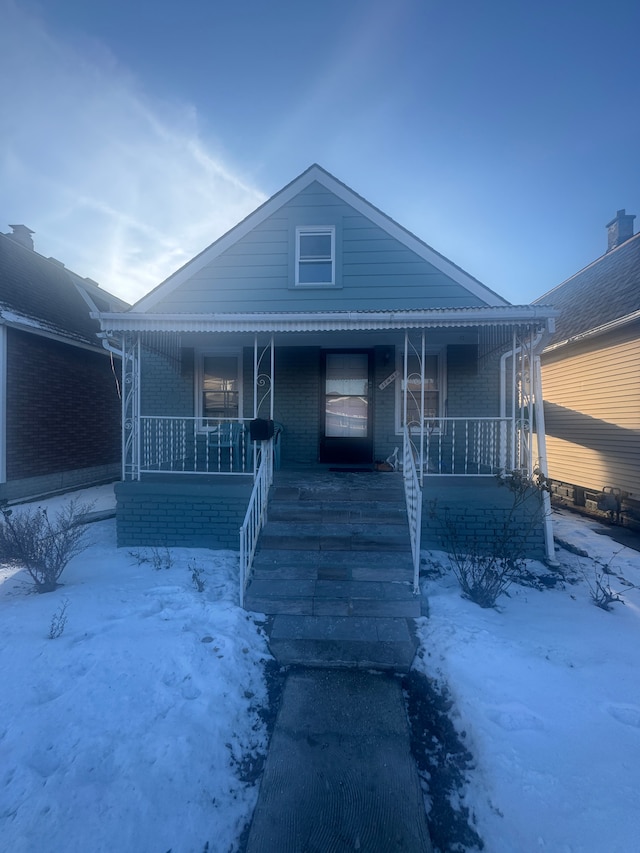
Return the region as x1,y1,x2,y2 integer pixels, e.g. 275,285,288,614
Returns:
111,312,552,480
98,306,557,600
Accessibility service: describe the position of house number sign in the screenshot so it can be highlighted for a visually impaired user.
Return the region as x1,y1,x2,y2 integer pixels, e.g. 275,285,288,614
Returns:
378,370,400,390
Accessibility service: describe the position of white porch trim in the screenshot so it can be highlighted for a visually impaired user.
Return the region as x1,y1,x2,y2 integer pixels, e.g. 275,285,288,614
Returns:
95,306,555,335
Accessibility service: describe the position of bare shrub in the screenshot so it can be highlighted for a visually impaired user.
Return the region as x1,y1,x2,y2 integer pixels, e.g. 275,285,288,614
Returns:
190,561,206,592
49,598,70,639
429,469,551,608
151,546,173,571
0,499,93,593
128,546,173,570
584,553,636,611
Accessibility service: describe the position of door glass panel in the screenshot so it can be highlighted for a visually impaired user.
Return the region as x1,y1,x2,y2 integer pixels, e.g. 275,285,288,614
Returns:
325,354,368,437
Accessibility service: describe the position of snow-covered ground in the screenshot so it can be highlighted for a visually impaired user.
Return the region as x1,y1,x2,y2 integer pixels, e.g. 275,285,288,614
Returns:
414,508,640,853
0,485,271,853
1,485,639,853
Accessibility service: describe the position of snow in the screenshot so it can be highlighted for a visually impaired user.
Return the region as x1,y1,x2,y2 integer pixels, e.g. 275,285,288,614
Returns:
414,508,640,853
2,484,640,853
0,485,271,853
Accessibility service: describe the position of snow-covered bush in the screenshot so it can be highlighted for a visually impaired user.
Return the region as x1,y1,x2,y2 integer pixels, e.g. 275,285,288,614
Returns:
0,499,93,593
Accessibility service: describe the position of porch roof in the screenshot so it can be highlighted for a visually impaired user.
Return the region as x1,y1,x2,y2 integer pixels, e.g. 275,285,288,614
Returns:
95,305,556,335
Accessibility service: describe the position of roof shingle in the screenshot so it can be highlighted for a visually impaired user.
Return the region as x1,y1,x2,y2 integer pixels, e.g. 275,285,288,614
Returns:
0,233,128,347
534,232,640,346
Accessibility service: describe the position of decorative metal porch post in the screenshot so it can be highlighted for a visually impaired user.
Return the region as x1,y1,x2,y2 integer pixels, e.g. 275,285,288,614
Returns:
253,335,274,420
121,332,141,481
403,330,426,486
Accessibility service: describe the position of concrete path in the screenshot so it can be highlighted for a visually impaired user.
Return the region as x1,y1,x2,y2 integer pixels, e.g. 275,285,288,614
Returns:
245,668,432,852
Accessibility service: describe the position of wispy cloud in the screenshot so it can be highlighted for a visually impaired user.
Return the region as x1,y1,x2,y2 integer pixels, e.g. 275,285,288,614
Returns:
0,0,265,303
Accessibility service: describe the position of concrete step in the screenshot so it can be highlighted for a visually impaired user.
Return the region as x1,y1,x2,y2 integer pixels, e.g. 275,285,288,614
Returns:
244,578,421,618
251,548,414,582
271,477,405,505
267,500,408,524
268,615,418,672
259,521,412,552
248,471,418,671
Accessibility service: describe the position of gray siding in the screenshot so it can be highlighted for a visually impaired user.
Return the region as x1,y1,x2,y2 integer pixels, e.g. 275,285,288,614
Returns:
152,183,487,313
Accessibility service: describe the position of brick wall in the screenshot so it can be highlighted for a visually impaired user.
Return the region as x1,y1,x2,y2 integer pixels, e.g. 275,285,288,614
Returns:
115,479,253,549
421,477,546,559
446,344,499,418
271,347,321,466
372,345,400,463
140,345,193,415
6,329,121,481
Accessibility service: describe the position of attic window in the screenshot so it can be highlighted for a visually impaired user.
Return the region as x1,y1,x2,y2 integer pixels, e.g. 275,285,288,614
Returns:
296,227,335,286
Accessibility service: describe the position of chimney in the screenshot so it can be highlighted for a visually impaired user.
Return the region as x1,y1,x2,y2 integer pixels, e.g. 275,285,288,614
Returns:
606,209,635,252
5,224,35,251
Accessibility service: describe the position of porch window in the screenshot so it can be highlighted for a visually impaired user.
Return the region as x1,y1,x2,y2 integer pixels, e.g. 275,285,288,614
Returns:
197,352,242,422
295,227,335,285
398,350,443,431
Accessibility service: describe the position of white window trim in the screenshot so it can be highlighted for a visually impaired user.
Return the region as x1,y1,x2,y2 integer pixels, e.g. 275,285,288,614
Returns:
395,347,446,434
295,226,336,287
195,348,243,428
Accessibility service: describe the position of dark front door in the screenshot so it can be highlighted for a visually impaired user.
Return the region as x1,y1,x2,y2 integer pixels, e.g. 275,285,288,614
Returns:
319,350,373,464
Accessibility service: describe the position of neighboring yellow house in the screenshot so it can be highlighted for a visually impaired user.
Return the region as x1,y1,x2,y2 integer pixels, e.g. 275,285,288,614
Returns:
535,209,640,528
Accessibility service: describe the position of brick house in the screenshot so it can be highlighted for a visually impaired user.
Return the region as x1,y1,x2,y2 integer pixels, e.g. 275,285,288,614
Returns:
0,225,128,502
95,165,556,596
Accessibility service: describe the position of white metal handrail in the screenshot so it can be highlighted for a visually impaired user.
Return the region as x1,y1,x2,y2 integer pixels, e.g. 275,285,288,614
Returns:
239,438,274,607
402,426,422,595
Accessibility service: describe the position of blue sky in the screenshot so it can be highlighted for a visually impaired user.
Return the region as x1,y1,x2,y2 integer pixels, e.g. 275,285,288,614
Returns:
1,0,639,305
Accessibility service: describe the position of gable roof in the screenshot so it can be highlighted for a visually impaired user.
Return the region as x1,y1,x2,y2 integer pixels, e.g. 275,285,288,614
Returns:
133,164,510,312
0,231,129,350
534,231,640,350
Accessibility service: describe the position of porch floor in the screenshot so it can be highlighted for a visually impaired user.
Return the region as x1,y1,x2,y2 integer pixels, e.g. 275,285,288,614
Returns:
245,469,421,671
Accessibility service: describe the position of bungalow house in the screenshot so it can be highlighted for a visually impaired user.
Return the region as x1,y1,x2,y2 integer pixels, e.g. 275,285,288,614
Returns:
534,210,640,529
95,165,556,598
0,225,128,503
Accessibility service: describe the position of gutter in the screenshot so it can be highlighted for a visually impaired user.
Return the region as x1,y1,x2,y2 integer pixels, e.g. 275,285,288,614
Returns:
0,313,110,355
542,309,640,354
97,332,123,358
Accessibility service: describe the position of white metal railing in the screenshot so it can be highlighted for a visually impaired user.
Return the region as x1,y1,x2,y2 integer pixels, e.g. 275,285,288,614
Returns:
413,417,514,475
138,417,253,476
239,439,274,607
402,426,422,595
